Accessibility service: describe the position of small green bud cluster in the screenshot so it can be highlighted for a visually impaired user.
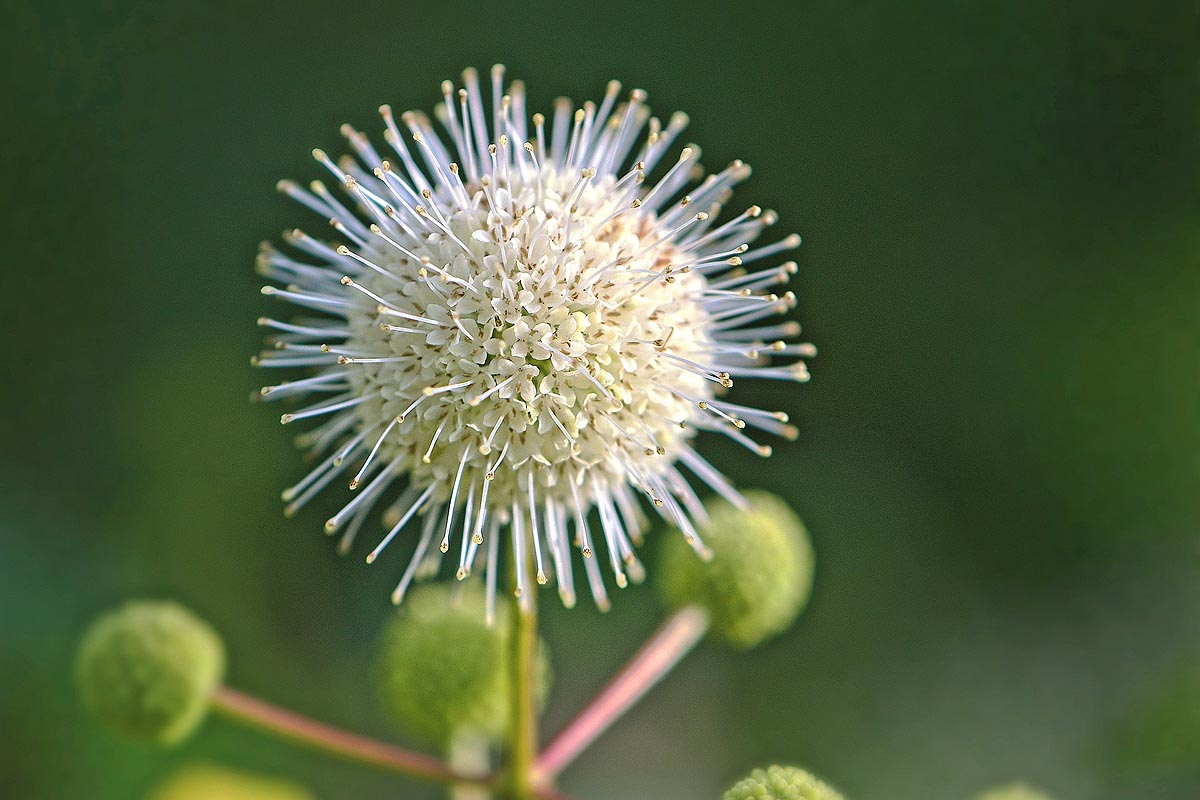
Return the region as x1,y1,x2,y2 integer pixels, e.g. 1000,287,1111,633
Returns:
660,491,814,648
375,583,550,747
75,601,224,744
149,764,314,800
975,784,1056,800
722,765,844,800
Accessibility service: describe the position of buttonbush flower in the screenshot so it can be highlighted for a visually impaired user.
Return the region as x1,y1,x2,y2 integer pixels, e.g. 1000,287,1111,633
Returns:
375,583,550,746
256,66,813,611
660,491,814,648
722,765,844,800
76,601,224,744
149,764,314,800
975,785,1055,800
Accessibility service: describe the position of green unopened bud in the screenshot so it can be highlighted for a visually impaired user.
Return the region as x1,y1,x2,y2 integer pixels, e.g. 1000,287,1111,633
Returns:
974,784,1055,800
75,601,224,745
660,491,814,649
375,583,550,747
149,764,314,800
722,765,844,800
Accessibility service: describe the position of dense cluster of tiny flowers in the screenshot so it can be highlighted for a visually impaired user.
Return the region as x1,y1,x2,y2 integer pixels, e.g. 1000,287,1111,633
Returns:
255,65,813,614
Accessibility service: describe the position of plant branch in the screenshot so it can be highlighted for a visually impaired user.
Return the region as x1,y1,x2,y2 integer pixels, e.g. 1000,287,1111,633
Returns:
211,685,484,788
449,731,491,800
503,582,539,799
535,605,709,780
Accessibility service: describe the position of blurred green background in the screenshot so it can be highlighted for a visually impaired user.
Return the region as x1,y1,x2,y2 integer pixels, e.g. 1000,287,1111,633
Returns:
2,1,1198,798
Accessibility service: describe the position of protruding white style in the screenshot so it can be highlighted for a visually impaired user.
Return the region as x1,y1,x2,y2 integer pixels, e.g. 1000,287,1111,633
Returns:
255,66,813,613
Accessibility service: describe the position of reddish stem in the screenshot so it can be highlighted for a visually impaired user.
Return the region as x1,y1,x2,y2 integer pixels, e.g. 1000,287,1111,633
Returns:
212,686,576,799
212,685,480,786
535,606,709,780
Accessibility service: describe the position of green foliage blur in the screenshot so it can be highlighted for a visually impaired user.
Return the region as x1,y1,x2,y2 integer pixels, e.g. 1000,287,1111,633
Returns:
2,1,1198,798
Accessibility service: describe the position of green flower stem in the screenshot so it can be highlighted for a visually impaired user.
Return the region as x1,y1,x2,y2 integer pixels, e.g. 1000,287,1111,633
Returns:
504,584,539,800
535,605,710,780
211,685,484,788
449,731,491,800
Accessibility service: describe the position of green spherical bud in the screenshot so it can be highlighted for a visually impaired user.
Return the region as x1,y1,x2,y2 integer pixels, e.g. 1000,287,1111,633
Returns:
375,583,549,747
974,784,1055,800
722,765,844,800
75,601,224,745
660,491,814,649
149,764,314,800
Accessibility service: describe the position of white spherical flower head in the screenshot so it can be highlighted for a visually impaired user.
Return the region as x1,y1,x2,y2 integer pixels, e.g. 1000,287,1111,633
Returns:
256,66,813,613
